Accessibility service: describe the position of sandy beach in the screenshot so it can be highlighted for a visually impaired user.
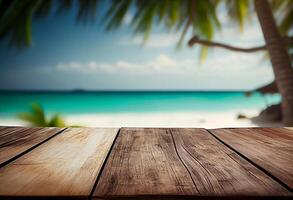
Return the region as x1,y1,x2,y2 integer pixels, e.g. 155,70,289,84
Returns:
0,109,280,128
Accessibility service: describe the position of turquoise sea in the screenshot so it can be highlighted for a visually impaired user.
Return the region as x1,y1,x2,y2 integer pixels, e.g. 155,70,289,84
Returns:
0,91,281,118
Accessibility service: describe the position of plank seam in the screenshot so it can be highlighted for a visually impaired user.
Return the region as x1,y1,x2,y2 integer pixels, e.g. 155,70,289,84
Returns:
207,129,293,193
0,127,33,142
0,128,47,149
0,127,67,169
89,128,121,200
169,128,200,194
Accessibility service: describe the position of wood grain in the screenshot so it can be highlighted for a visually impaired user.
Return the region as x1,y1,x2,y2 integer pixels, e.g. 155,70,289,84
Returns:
94,128,199,198
0,127,29,137
171,128,290,196
0,128,118,197
94,128,290,199
0,127,64,165
210,128,293,190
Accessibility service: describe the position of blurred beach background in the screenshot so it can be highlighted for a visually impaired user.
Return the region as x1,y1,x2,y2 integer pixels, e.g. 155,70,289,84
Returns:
0,91,280,128
0,0,291,128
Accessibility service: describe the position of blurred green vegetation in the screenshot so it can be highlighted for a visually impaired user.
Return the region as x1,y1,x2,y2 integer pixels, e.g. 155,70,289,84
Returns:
17,103,79,127
0,0,291,50
0,0,291,63
1,0,292,125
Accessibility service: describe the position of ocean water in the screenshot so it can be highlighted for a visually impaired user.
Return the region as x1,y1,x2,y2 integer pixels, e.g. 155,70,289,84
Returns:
0,91,281,118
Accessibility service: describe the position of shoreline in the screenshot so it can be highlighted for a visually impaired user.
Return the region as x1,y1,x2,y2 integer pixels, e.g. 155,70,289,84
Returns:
0,109,281,128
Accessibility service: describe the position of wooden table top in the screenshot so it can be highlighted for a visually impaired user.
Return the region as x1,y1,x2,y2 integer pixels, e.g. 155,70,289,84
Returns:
0,127,292,199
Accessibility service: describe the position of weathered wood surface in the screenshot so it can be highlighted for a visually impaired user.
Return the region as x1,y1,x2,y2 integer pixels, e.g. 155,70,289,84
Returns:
93,128,290,199
210,128,293,190
0,127,64,166
94,128,198,198
0,128,118,197
0,127,292,199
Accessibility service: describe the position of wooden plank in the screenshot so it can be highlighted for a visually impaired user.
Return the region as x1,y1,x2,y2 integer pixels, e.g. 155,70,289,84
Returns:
0,126,11,131
210,128,293,191
0,127,64,166
94,128,290,199
171,128,290,197
94,128,199,198
0,128,118,197
0,127,29,137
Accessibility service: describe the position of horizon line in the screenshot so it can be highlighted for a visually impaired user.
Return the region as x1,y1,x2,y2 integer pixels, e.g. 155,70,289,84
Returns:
0,89,253,93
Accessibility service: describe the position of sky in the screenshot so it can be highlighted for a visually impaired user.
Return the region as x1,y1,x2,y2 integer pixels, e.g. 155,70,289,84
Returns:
0,2,275,91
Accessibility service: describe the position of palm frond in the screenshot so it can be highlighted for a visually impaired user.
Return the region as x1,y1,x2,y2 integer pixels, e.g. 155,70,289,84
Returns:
17,103,46,126
104,0,132,30
226,0,250,31
17,103,78,127
76,0,100,23
47,114,66,127
0,0,291,54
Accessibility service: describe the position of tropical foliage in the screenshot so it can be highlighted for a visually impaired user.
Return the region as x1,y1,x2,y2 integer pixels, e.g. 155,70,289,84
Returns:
0,0,292,49
1,0,293,124
0,0,100,48
18,103,67,127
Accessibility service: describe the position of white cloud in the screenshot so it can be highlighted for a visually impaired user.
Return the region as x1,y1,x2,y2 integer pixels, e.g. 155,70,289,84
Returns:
57,62,82,71
56,54,194,74
120,11,264,50
120,23,263,49
215,22,264,47
56,52,270,78
12,52,273,91
120,33,179,48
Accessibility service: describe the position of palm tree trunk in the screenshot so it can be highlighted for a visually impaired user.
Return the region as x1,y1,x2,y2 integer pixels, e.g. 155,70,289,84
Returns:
254,0,293,126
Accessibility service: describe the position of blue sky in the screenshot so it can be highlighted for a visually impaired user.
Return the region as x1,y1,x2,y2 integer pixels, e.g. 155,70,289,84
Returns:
0,2,274,91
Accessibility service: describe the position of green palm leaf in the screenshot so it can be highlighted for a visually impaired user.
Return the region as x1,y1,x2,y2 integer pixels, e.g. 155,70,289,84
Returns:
17,103,78,127
47,114,66,127
0,0,291,52
17,103,46,126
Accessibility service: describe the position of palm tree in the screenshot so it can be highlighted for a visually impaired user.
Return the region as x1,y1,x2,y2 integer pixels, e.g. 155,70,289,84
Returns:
104,0,293,125
0,0,292,125
254,0,293,125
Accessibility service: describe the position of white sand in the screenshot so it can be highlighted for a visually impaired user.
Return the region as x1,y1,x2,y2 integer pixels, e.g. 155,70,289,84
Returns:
0,109,263,128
